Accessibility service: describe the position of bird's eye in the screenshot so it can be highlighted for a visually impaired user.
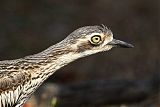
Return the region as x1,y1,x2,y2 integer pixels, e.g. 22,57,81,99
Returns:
90,35,102,45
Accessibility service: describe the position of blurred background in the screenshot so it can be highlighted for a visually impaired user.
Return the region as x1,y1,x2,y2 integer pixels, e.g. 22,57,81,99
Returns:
0,0,159,107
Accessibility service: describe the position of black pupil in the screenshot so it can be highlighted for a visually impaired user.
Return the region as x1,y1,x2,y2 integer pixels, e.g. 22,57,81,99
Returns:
95,37,99,40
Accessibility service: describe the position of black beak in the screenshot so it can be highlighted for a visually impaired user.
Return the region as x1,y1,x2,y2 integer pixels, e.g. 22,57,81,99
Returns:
108,39,134,48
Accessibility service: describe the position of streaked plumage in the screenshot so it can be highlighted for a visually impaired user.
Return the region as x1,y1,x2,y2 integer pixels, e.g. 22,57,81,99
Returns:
0,25,133,107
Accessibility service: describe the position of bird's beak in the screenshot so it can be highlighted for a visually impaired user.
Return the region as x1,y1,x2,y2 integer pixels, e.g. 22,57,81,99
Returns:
108,39,134,48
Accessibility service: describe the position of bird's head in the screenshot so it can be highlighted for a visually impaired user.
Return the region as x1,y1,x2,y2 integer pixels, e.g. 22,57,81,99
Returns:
62,25,133,58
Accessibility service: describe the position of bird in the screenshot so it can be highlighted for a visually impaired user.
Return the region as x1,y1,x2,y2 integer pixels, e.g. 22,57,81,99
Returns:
0,25,133,107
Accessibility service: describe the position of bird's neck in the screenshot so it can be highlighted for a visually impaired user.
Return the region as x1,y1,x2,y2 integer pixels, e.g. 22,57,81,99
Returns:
14,41,80,106
26,41,79,84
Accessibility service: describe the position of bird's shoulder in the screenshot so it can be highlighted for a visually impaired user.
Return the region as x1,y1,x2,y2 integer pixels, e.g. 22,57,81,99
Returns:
0,59,32,93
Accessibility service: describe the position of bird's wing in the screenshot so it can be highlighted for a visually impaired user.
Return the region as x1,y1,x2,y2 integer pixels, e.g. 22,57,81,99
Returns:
0,60,31,107
0,70,31,92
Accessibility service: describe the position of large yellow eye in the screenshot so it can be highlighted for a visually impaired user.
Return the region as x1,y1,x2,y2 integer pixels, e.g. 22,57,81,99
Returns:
90,35,102,45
